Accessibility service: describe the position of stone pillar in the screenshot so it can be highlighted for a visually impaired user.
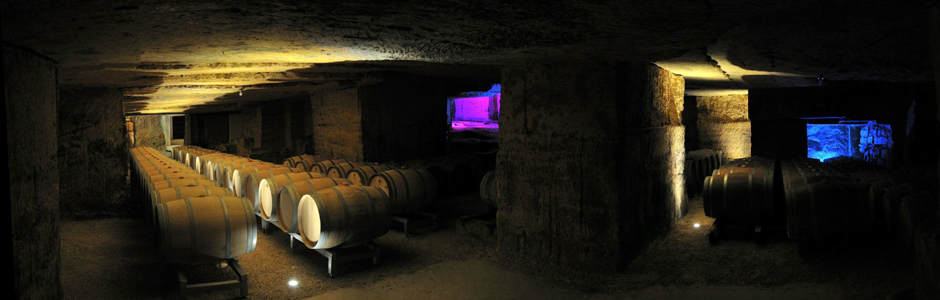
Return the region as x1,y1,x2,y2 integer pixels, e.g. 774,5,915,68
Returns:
694,94,751,161
311,87,365,160
5,44,62,299
915,3,940,300
58,87,129,218
497,62,685,273
310,73,450,162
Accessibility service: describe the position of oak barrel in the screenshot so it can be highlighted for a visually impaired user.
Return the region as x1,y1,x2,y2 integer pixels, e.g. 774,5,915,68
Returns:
157,196,257,264
297,185,391,249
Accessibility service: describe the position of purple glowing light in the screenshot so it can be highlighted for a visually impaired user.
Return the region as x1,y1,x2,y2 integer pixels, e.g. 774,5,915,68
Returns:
453,96,492,122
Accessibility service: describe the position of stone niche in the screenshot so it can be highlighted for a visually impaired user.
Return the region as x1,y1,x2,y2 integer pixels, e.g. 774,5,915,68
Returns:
497,62,685,273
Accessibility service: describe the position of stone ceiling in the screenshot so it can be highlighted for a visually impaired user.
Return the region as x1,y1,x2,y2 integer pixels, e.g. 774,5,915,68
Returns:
2,0,936,114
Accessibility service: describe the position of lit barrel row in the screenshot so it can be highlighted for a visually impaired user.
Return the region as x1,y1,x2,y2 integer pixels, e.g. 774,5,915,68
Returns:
129,146,256,265
176,147,500,250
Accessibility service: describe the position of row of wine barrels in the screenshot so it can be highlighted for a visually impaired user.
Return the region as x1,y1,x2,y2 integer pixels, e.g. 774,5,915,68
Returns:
258,172,326,220
297,185,391,249
346,164,395,185
785,180,871,240
131,147,256,265
685,149,724,195
219,160,275,190
283,154,320,171
311,158,349,173
327,161,368,178
276,178,352,233
244,168,303,205
233,165,298,197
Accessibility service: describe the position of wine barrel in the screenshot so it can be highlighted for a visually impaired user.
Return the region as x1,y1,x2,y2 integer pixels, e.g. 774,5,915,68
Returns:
150,186,235,226
882,181,935,235
156,196,257,264
711,166,771,177
897,191,938,248
702,172,773,222
346,164,395,186
149,173,205,184
326,161,369,178
220,161,272,191
480,171,497,209
406,157,471,195
311,159,349,173
148,178,218,195
193,153,229,175
785,181,871,240
276,178,352,233
231,165,292,196
283,155,319,171
210,157,255,182
242,167,301,201
369,168,438,214
297,185,391,249
257,172,326,220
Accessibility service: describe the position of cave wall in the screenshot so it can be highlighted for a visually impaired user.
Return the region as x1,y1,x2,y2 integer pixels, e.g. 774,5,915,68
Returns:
750,84,936,165
694,94,751,160
57,87,129,218
915,4,940,300
128,115,165,150
497,62,684,273
6,44,62,300
360,74,448,162
187,113,230,149
229,106,262,151
311,87,364,161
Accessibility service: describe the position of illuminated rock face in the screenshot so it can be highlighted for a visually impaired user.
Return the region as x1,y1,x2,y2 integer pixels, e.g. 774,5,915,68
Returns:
497,62,685,273
695,94,751,161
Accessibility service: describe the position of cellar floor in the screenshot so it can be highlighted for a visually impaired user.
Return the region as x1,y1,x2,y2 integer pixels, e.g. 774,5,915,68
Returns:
60,195,914,300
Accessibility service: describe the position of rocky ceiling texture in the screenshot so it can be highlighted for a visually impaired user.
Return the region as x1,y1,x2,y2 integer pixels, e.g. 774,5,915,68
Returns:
2,0,936,114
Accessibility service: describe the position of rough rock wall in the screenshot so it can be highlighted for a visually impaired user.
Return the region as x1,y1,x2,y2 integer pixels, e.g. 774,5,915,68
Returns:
6,44,62,300
312,87,364,161
57,87,128,218
128,115,165,150
229,107,262,150
360,74,448,162
497,62,684,273
916,4,940,300
616,63,686,258
695,94,751,160
261,100,288,153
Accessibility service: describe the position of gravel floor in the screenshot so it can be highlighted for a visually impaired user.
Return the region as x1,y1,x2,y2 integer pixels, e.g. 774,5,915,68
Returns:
61,195,915,300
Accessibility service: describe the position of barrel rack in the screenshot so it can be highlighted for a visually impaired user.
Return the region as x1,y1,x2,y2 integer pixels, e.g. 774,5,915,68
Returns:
392,211,439,237
257,212,381,277
176,259,248,300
